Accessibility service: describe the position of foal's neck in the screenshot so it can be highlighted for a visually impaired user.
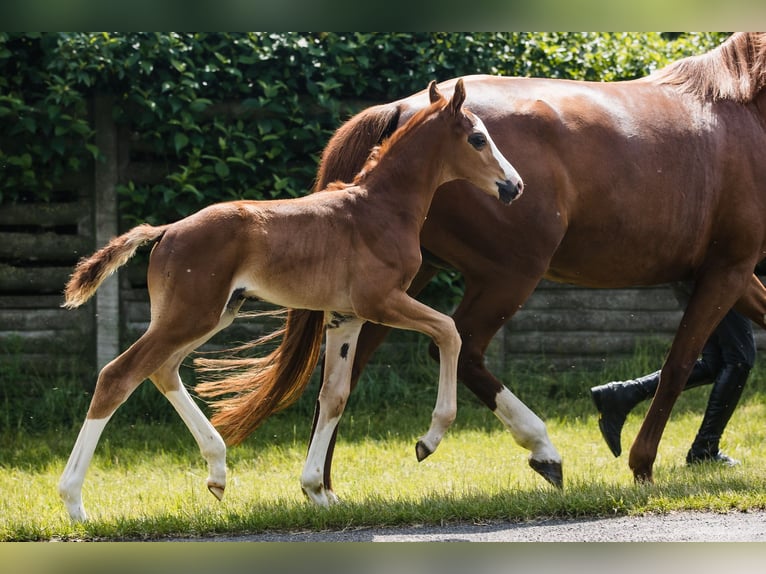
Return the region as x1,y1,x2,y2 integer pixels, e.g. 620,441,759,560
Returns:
361,125,449,222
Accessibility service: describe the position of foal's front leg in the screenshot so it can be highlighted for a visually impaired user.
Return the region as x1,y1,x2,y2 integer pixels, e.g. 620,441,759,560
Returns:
301,314,364,506
412,313,460,461
367,292,461,461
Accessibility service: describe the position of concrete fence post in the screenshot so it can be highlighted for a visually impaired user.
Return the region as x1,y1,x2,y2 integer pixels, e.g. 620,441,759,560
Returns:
93,94,120,370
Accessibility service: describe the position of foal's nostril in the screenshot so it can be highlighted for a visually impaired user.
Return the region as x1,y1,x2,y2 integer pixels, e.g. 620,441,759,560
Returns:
497,179,521,204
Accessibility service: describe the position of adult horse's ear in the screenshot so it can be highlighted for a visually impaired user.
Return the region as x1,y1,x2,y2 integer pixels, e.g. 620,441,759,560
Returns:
448,78,466,116
428,80,441,104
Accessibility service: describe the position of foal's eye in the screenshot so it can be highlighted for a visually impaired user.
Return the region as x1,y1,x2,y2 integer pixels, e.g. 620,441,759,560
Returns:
468,132,487,150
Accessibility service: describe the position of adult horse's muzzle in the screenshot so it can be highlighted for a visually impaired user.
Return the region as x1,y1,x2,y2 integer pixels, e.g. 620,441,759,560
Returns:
497,179,524,204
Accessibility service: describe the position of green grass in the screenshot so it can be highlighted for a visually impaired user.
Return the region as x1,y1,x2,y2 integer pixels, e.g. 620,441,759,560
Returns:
2,337,766,541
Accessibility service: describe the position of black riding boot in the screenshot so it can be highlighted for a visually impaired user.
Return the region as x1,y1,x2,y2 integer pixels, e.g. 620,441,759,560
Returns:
590,360,714,457
686,364,750,466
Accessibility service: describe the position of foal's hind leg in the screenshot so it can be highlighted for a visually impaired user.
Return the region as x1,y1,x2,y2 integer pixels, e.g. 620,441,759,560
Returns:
58,330,181,521
58,311,231,521
151,358,227,501
301,314,364,506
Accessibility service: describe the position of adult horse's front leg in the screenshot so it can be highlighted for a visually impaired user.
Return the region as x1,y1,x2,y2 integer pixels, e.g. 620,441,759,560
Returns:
734,272,766,329
628,270,750,482
301,314,365,506
450,278,563,487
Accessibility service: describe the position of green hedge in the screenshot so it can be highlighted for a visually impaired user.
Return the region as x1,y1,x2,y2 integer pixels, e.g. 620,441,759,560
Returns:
0,33,727,304
1,32,728,218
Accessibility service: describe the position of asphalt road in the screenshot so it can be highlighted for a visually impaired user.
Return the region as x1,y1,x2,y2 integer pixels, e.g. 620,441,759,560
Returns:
191,509,766,542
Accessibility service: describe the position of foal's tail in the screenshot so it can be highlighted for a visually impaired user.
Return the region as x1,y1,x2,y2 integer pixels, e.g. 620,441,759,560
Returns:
195,308,325,446
62,223,169,309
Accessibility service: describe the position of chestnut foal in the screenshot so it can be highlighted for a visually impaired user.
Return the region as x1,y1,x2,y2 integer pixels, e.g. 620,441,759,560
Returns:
58,79,523,520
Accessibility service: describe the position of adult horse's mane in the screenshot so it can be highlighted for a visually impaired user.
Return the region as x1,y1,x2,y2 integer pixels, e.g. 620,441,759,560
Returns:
649,32,766,103
323,98,444,191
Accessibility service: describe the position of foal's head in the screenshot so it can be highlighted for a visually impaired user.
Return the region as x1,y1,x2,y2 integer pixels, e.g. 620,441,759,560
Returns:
429,78,523,204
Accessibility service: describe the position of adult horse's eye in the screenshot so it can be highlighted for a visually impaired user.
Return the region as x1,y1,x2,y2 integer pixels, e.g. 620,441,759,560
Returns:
468,132,487,150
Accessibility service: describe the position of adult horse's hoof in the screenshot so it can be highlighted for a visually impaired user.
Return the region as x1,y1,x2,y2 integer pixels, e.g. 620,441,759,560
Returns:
630,451,655,484
207,483,225,501
632,470,654,484
415,440,433,462
529,458,563,489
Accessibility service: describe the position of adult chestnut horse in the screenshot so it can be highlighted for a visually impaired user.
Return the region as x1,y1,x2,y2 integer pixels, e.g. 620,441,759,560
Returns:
298,32,766,500
57,79,523,521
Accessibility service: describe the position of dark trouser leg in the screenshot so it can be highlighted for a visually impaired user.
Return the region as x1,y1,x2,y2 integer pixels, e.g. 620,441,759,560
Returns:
686,364,750,465
590,359,715,457
686,310,755,465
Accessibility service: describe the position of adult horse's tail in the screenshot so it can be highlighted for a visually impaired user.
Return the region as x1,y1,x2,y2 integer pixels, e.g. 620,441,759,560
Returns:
62,223,169,309
195,308,325,446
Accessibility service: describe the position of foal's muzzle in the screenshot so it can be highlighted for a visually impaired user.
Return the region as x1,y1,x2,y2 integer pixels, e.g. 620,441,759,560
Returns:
497,179,524,204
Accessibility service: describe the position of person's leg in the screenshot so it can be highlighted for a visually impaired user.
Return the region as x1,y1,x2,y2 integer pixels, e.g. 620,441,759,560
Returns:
591,353,717,457
686,309,755,465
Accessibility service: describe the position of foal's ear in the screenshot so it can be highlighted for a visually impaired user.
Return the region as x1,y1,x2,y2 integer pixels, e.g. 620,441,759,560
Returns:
428,80,442,104
448,78,466,116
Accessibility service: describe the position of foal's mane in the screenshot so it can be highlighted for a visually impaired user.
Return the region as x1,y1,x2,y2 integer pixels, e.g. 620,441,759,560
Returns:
326,97,447,190
650,32,766,103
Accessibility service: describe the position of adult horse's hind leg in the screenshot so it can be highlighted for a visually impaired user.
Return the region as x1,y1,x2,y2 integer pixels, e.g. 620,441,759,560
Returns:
629,267,752,482
734,273,766,329
301,315,364,506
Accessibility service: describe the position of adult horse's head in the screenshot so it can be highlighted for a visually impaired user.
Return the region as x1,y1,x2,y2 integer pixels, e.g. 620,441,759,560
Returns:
430,78,524,204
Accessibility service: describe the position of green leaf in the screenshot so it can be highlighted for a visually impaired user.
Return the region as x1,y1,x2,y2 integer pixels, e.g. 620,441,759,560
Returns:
174,132,189,154
139,59,154,75
170,58,186,73
214,160,230,179
189,98,212,113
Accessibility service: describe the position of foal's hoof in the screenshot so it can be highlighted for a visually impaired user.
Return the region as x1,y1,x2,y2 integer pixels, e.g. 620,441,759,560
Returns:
302,485,340,507
529,458,564,489
207,483,225,501
415,440,433,462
